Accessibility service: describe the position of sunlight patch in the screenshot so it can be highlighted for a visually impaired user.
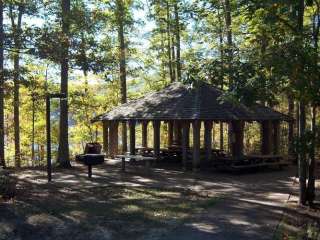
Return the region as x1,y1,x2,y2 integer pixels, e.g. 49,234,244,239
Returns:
186,222,218,233
27,214,64,226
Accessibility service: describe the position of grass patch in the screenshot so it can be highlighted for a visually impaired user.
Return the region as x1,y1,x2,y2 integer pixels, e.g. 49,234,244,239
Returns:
274,210,320,240
1,184,219,240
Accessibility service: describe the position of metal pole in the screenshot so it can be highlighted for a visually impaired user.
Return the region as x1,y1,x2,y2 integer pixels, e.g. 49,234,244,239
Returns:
46,96,52,182
31,96,35,165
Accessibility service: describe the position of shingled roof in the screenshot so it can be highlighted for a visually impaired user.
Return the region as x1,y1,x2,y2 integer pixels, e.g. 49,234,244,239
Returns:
93,82,291,122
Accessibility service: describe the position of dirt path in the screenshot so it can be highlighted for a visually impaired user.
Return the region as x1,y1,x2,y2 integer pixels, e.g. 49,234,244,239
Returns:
0,162,297,240
158,167,297,240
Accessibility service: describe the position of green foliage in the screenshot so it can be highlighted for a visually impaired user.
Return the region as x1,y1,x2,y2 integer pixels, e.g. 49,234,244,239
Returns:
1,0,320,166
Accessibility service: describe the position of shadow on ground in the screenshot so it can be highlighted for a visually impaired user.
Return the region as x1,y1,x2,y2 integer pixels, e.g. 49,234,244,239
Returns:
0,161,298,240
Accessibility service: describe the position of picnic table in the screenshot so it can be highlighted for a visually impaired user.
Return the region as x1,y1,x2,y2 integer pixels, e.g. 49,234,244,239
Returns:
214,154,287,170
247,154,283,163
115,154,156,172
212,149,226,157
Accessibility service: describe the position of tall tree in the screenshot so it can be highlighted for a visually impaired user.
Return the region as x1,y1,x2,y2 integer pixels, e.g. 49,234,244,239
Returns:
307,0,320,205
223,0,234,153
166,1,174,83
116,0,127,153
218,3,225,150
0,0,4,168
174,0,181,81
58,0,71,167
9,3,25,168
297,0,307,205
224,0,233,89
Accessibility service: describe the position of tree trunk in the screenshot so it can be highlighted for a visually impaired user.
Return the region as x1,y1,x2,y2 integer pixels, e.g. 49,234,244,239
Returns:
0,0,5,168
298,102,307,205
174,1,181,81
116,0,127,153
218,5,224,151
224,0,234,154
160,29,166,80
31,96,35,164
307,106,316,204
224,0,233,89
166,1,174,83
297,0,307,206
9,5,24,168
13,54,20,167
307,0,319,205
288,95,295,156
171,34,176,82
58,0,71,168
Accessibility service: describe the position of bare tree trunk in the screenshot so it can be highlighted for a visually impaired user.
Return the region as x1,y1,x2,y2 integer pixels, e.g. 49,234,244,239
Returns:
9,5,23,168
160,29,166,80
298,102,307,204
307,1,319,205
171,28,176,81
224,0,233,89
297,0,306,205
31,96,35,165
307,106,316,204
288,95,295,156
58,0,71,168
166,1,174,83
218,4,224,150
0,0,5,168
224,0,234,153
13,55,20,167
116,0,127,153
174,1,181,81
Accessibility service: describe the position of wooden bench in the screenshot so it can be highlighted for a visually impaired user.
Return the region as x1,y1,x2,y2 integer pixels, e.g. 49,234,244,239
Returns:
115,154,156,172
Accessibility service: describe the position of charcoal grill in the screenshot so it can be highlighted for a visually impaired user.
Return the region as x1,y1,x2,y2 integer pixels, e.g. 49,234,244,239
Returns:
76,143,105,178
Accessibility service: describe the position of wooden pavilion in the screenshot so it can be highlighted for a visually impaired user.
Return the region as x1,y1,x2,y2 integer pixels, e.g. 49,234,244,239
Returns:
92,82,292,170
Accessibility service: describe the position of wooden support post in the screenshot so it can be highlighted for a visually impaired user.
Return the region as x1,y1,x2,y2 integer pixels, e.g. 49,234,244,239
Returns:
212,122,215,151
108,121,114,158
220,122,224,150
168,121,174,147
192,120,201,171
121,122,127,154
231,121,244,158
261,120,273,155
173,121,181,145
186,124,190,148
102,121,109,155
204,121,213,162
108,121,119,158
129,120,136,155
114,121,119,156
153,120,161,159
88,165,92,178
273,120,280,155
121,157,126,172
181,121,189,170
142,121,148,148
